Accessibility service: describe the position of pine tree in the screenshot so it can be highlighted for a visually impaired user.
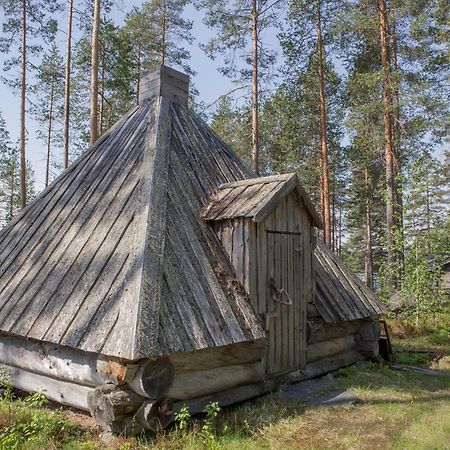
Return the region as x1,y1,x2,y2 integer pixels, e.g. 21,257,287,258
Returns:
196,0,284,174
280,0,344,247
0,112,35,225
0,0,60,207
90,0,101,143
211,97,252,167
124,0,194,104
32,45,65,187
63,0,74,169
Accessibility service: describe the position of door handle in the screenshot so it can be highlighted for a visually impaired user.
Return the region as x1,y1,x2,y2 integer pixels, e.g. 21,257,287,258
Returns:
270,280,293,305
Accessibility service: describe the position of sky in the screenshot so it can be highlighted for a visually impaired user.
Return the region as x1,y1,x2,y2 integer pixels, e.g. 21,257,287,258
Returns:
0,2,446,193
0,1,281,191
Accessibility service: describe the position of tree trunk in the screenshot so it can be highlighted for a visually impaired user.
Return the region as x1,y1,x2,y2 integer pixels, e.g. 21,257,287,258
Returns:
136,46,141,106
331,179,336,252
161,0,167,65
45,80,55,188
99,46,105,135
8,161,16,221
63,0,73,169
316,0,331,247
364,168,374,288
90,0,101,144
251,0,259,175
378,0,396,289
20,0,27,208
390,4,404,276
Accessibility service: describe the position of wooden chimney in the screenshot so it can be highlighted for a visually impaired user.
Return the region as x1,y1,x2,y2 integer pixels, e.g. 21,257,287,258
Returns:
139,65,190,106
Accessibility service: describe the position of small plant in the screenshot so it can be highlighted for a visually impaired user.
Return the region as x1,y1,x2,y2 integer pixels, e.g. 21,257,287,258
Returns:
201,401,221,442
24,391,49,407
0,366,13,402
174,404,191,433
0,389,82,450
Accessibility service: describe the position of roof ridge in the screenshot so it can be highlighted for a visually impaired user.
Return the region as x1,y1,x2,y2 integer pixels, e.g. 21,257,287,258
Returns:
219,173,295,189
133,97,173,359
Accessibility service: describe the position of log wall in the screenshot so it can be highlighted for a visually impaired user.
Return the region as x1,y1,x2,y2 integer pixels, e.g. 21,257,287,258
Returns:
305,303,380,370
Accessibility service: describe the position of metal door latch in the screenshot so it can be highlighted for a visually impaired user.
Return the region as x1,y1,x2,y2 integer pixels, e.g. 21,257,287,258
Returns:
270,279,293,305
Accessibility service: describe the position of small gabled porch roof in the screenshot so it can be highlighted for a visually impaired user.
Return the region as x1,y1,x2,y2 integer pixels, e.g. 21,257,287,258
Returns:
201,173,323,228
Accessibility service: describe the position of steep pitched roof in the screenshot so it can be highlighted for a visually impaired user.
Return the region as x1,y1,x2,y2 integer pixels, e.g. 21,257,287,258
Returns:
314,241,386,323
201,173,323,228
0,96,265,360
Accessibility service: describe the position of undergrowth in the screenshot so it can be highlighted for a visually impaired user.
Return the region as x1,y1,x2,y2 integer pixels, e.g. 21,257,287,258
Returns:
0,320,449,449
0,371,87,450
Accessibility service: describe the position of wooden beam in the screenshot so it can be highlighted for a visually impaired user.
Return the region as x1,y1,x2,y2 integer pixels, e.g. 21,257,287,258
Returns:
87,384,144,432
253,176,298,223
168,340,267,373
0,334,137,387
168,362,264,400
307,335,355,363
127,357,175,399
219,174,295,189
172,382,265,416
307,319,361,344
0,362,92,410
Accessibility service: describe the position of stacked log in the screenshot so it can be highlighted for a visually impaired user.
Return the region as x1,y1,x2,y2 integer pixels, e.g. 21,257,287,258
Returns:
304,304,370,379
355,320,381,356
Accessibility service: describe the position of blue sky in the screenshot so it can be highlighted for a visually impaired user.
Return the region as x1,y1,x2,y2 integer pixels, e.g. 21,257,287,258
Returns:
0,1,281,191
0,2,446,192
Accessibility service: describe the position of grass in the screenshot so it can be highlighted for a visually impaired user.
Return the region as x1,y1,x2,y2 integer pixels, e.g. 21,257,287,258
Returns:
0,319,449,450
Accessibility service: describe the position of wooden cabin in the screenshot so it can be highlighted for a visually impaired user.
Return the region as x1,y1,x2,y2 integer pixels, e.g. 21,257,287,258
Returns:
0,66,385,432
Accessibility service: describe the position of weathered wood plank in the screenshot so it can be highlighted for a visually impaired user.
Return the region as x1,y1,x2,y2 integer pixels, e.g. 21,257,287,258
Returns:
168,362,264,400
1,363,92,410
253,176,298,223
307,334,356,363
219,174,293,189
168,340,267,373
307,318,361,344
0,334,136,387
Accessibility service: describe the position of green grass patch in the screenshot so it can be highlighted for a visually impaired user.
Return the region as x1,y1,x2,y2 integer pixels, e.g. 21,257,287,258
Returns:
0,387,90,450
1,325,449,449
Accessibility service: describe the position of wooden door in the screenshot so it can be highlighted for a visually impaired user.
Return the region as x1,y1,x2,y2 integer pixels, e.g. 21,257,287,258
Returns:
265,231,306,375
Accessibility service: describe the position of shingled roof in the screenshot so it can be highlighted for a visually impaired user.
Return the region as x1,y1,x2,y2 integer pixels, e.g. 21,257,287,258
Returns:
314,241,386,323
201,173,323,227
0,69,266,360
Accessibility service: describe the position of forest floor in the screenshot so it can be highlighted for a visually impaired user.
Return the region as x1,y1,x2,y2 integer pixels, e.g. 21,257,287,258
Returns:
0,314,449,450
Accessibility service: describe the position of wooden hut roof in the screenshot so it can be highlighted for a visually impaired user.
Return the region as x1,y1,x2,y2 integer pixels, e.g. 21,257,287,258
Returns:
314,241,386,323
0,85,266,360
201,173,323,228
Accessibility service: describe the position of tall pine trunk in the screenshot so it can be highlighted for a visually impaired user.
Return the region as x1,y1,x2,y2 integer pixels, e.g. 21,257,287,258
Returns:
378,0,396,289
99,47,105,135
63,0,73,169
317,0,331,247
90,0,101,144
136,46,141,105
8,160,16,221
251,0,259,175
161,0,167,65
391,4,404,275
20,0,27,208
364,168,374,288
45,80,55,188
